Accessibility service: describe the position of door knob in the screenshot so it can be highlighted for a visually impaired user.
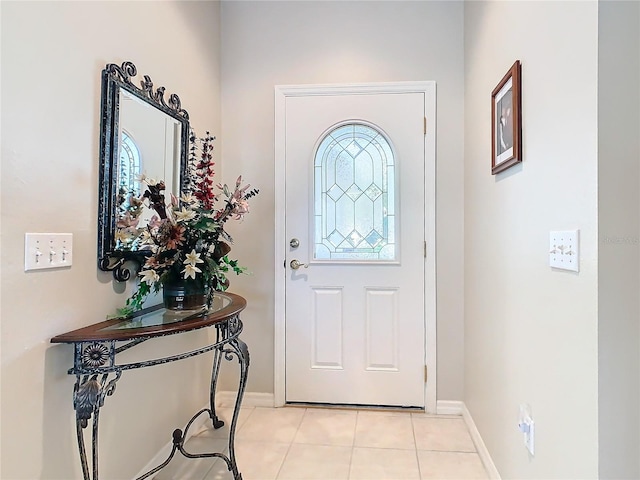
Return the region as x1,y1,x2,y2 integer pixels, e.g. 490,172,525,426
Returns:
289,238,300,248
290,259,309,270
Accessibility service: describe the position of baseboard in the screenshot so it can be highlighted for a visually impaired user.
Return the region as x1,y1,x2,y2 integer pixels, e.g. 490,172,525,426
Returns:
215,391,275,408
436,400,464,415
461,403,502,480
131,408,210,480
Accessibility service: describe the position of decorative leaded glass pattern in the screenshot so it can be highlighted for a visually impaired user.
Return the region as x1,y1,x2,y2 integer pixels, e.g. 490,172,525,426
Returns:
314,124,396,261
119,131,142,199
115,131,143,250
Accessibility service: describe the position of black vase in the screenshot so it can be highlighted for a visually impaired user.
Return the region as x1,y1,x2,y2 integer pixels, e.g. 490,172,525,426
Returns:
162,278,209,311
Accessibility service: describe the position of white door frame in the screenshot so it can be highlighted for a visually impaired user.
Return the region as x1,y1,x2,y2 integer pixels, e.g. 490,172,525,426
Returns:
274,82,437,413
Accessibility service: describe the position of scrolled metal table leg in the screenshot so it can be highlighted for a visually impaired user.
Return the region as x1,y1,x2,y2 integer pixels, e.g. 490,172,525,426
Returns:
73,371,121,480
74,376,92,480
224,337,250,480
209,345,225,429
138,417,232,480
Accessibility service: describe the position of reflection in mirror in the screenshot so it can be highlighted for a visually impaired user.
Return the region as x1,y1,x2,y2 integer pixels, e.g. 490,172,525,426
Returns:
98,61,189,281
115,89,182,251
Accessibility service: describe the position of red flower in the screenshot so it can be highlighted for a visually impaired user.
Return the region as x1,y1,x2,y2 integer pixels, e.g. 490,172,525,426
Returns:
164,224,186,250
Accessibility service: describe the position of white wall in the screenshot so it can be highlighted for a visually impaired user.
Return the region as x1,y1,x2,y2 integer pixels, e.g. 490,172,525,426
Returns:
219,0,465,400
0,2,221,478
464,1,600,478
597,1,640,478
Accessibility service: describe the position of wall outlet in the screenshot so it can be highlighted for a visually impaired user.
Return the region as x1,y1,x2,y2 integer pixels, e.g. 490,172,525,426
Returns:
549,230,579,272
24,233,73,271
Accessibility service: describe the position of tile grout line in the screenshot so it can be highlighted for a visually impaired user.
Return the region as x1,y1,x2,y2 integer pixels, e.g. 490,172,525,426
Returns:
273,440,294,480
348,411,362,479
410,414,423,480
273,407,308,480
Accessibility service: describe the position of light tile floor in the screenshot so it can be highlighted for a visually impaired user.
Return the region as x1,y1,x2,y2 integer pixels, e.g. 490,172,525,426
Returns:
153,407,489,480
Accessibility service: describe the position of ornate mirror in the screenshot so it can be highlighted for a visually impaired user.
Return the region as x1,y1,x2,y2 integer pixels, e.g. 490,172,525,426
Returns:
97,61,189,281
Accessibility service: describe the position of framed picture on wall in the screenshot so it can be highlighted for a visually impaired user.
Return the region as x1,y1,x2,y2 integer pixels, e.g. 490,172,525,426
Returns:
491,60,522,174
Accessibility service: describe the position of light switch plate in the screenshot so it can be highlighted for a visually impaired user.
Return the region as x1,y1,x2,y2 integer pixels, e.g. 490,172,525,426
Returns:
25,233,73,271
549,230,579,272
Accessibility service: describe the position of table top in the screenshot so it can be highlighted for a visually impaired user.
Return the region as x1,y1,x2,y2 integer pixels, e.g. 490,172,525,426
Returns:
51,292,246,344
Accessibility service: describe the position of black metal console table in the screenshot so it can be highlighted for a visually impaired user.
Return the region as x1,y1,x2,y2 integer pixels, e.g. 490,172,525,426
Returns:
51,292,249,480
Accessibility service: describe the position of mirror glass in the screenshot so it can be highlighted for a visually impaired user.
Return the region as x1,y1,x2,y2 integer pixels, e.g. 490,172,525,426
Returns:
98,62,189,281
115,89,182,249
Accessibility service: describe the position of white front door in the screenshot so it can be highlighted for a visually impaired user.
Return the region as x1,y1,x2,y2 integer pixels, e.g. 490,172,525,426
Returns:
276,84,435,408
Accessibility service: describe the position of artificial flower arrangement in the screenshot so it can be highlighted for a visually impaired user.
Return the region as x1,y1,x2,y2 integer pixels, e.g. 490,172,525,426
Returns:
115,131,258,316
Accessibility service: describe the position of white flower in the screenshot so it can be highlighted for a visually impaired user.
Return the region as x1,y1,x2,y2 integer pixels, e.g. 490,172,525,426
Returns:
181,263,202,280
138,269,160,285
174,207,196,222
139,230,152,244
180,193,197,205
183,249,204,266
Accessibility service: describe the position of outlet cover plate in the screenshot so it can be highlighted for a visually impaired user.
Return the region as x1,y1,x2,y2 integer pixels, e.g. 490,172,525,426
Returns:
549,230,579,272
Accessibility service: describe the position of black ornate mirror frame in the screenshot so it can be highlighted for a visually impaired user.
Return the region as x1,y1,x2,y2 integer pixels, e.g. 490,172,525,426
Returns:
97,61,190,282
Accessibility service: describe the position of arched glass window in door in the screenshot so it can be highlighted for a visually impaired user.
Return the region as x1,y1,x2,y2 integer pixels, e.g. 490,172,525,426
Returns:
314,123,396,261
119,130,142,199
116,130,143,251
